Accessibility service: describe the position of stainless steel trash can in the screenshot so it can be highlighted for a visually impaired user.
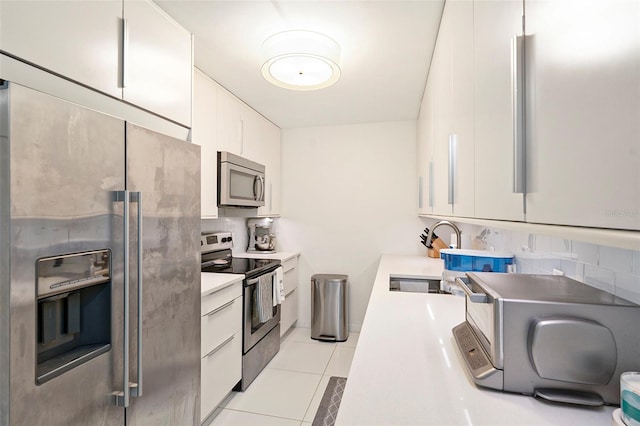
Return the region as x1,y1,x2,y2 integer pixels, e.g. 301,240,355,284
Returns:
311,274,348,342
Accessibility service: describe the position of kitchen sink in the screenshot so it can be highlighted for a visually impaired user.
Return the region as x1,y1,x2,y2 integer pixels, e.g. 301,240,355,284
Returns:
389,276,446,294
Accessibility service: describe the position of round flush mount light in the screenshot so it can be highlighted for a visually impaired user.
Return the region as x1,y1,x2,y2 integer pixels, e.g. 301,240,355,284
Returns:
261,30,341,91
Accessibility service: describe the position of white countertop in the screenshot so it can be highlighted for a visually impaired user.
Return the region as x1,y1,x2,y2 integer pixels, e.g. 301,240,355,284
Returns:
233,251,300,262
336,254,615,425
201,272,244,297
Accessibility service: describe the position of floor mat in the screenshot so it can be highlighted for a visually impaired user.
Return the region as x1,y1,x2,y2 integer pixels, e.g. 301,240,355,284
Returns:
312,376,347,426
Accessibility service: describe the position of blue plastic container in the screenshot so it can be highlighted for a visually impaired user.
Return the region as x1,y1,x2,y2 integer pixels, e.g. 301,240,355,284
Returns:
440,249,514,273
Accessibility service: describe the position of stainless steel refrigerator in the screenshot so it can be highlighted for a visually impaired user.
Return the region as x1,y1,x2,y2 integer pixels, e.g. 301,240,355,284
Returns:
0,82,201,425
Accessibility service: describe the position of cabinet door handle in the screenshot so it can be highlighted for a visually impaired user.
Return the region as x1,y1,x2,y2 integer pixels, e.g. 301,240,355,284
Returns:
511,35,525,194
204,335,235,358
448,134,457,205
121,18,129,89
428,160,434,208
418,176,424,209
206,299,235,317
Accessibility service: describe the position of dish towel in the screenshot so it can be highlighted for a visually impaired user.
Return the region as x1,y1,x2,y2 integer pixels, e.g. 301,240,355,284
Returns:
256,273,273,323
273,266,285,307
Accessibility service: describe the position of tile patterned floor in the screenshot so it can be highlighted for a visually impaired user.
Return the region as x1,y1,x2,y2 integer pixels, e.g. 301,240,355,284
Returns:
210,327,359,426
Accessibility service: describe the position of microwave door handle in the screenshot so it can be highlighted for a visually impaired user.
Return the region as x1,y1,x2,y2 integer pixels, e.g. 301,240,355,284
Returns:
253,176,260,201
456,277,489,303
258,176,265,201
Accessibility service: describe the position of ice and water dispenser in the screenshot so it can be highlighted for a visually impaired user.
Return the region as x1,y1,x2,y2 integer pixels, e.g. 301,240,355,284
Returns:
36,249,112,384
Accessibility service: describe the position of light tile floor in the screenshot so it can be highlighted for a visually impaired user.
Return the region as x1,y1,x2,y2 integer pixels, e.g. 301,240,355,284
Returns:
212,327,359,426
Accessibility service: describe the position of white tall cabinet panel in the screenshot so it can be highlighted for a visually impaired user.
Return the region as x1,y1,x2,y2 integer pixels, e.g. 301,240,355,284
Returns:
122,0,192,127
427,0,474,218
449,0,474,218
417,80,434,215
241,104,281,217
216,87,244,155
193,69,218,218
473,0,525,221
430,6,453,216
261,122,282,217
525,0,640,230
0,1,122,98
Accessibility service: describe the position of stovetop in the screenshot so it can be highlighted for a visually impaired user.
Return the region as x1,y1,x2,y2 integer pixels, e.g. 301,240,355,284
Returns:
201,248,280,280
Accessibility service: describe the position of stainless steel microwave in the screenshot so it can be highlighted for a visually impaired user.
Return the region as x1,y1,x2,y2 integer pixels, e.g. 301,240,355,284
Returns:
217,151,265,208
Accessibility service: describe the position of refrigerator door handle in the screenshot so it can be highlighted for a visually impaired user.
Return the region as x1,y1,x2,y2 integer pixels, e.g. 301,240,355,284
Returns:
113,190,131,407
130,191,143,398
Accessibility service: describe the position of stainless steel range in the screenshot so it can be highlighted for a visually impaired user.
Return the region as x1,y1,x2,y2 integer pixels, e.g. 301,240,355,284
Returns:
201,232,282,391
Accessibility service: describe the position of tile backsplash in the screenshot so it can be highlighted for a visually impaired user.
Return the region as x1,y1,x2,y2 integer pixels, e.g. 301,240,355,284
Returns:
459,224,640,304
201,217,280,255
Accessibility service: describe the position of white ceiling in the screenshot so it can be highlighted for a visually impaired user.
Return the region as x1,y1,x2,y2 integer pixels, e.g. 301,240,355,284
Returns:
155,0,444,129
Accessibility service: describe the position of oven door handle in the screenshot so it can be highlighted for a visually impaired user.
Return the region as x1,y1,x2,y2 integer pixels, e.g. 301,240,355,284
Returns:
456,277,489,303
246,269,277,287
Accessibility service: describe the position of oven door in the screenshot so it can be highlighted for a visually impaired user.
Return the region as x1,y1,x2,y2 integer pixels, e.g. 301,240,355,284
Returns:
218,152,265,207
243,269,281,352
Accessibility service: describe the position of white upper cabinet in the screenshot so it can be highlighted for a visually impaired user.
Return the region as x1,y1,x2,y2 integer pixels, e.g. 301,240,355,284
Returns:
258,120,281,217
216,87,244,155
192,69,218,218
123,0,192,127
525,0,640,230
430,6,453,216
0,1,122,99
241,103,281,217
448,0,474,218
0,0,193,127
201,80,281,217
473,0,525,221
426,0,474,218
417,77,434,215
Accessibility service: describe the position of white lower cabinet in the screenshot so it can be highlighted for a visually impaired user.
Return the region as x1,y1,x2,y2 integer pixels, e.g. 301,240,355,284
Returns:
280,288,298,338
200,280,242,422
280,255,299,337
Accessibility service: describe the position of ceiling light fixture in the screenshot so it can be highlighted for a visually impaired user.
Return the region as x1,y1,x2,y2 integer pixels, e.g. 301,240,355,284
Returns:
261,30,341,91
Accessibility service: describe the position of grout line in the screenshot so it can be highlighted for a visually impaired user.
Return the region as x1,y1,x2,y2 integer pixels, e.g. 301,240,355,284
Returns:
220,407,302,423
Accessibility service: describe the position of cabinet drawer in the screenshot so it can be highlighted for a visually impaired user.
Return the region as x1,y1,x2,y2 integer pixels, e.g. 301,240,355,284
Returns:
200,332,241,422
281,256,298,273
280,288,298,337
201,296,242,357
283,267,298,295
201,280,242,316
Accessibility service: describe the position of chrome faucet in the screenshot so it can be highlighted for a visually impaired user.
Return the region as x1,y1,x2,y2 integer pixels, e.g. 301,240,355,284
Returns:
426,220,461,249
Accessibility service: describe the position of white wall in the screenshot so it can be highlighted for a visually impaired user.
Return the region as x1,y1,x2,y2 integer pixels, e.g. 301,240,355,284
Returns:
279,121,425,331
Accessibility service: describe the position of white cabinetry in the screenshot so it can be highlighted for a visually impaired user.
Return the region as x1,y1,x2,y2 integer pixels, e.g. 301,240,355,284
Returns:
0,0,192,127
421,0,639,231
0,1,122,98
473,0,525,221
200,279,243,423
122,0,192,126
416,82,434,215
193,69,218,218
280,255,299,337
216,87,244,155
424,0,474,217
250,113,281,217
194,76,281,218
524,0,640,230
